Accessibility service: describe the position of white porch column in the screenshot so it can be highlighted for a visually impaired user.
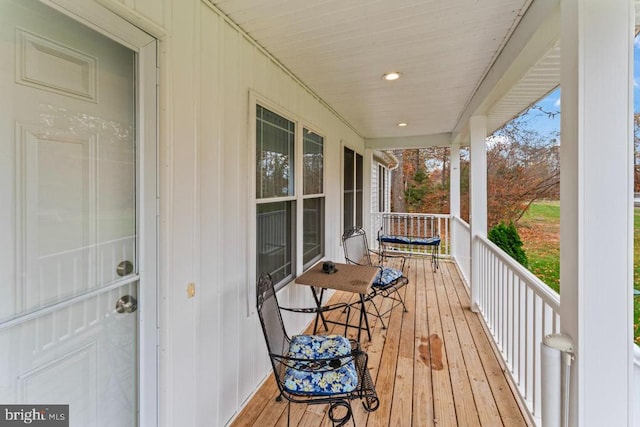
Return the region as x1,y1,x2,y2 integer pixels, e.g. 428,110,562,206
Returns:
560,1,634,426
469,116,487,312
450,143,461,261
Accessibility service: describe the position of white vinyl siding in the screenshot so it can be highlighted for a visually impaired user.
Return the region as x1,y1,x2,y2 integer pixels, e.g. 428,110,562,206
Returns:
56,2,367,426
371,160,389,213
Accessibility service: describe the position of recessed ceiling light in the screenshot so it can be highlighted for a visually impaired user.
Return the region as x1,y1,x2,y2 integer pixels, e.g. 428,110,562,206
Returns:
383,72,401,81
397,122,408,127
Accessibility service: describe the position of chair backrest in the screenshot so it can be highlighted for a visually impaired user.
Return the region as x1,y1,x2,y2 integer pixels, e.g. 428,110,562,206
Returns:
342,227,373,266
256,273,289,360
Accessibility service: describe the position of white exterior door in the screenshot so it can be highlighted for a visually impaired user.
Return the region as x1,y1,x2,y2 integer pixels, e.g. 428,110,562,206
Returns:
0,1,143,425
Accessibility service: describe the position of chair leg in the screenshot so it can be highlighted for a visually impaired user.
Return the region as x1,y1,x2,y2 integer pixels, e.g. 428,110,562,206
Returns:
327,400,353,427
397,287,408,313
431,245,439,270
343,305,351,336
368,297,386,329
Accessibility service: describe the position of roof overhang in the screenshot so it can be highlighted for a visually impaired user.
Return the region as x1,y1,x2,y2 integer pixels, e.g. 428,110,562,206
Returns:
453,0,561,144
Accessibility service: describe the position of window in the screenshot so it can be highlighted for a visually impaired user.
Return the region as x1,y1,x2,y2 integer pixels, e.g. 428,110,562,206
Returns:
256,105,294,199
256,104,325,287
303,129,324,266
378,164,387,212
343,147,363,232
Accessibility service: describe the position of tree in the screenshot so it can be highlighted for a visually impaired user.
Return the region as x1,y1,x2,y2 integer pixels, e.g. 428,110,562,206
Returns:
488,222,529,267
486,111,560,227
402,149,432,213
387,106,560,228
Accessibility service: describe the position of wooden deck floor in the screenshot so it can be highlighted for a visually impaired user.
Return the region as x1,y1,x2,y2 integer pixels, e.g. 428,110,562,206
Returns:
231,258,531,427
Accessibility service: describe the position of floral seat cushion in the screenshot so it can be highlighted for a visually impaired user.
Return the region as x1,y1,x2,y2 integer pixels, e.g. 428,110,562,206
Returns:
411,237,441,246
378,234,410,244
373,266,403,287
283,334,358,395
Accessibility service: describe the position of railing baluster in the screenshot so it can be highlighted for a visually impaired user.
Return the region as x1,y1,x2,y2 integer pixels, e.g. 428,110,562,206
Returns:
466,234,560,424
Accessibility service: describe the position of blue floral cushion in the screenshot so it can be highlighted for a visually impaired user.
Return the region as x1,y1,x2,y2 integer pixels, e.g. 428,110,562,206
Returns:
411,237,441,246
379,234,410,244
283,334,358,395
374,266,403,287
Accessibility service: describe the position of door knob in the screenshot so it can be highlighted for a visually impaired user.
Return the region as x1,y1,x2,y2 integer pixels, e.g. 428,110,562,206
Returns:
115,295,138,314
117,260,134,277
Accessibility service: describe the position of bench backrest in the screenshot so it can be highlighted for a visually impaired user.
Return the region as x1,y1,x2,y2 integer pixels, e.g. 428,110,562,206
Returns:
381,213,439,239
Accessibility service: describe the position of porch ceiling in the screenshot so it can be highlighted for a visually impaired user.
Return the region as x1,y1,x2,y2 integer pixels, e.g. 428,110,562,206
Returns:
209,0,561,145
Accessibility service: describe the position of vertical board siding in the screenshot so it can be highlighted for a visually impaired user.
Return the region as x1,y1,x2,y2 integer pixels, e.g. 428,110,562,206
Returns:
166,0,199,426
194,2,366,425
197,5,222,426
236,30,257,411
78,0,367,425
371,160,378,214
219,20,241,426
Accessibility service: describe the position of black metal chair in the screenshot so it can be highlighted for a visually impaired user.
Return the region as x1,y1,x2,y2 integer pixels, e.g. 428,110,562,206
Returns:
342,227,409,329
256,273,379,426
279,286,353,337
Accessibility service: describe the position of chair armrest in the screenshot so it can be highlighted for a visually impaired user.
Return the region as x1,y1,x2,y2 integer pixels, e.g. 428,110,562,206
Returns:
377,250,407,272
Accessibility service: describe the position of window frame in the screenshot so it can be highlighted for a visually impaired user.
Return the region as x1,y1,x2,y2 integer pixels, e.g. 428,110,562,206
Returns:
342,145,364,235
301,128,325,269
250,94,326,294
378,164,387,213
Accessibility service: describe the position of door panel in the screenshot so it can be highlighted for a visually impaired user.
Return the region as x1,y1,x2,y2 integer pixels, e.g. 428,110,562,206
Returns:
0,1,138,426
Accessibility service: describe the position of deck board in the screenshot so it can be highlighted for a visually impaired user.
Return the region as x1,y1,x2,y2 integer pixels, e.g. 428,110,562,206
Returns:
413,258,435,427
425,259,458,426
231,259,531,427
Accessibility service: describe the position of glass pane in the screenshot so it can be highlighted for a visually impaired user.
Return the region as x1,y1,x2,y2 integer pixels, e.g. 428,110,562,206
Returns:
378,165,386,212
356,153,363,228
344,148,354,231
303,198,324,266
256,105,295,199
257,201,293,285
0,1,136,320
303,129,323,195
0,1,138,424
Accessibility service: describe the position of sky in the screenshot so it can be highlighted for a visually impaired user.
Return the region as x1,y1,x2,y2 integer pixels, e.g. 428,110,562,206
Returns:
523,87,561,139
518,37,640,139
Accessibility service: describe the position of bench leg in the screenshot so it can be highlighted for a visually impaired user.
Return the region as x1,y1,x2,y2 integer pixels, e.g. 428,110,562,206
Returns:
431,244,439,270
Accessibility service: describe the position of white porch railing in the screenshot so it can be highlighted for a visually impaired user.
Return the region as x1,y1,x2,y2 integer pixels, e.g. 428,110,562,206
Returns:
371,213,640,425
370,212,450,256
451,216,471,285
475,235,560,424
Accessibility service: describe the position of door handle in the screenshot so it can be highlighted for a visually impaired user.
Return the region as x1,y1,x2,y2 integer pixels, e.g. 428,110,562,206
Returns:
115,295,138,314
117,260,134,277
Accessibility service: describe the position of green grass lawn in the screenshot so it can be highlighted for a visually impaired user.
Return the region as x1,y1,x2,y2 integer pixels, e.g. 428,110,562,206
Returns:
518,201,640,345
518,201,560,292
525,201,560,221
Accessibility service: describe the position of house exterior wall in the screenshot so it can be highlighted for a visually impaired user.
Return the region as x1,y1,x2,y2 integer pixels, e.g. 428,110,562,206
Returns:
371,161,379,215
196,6,366,425
66,0,367,425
